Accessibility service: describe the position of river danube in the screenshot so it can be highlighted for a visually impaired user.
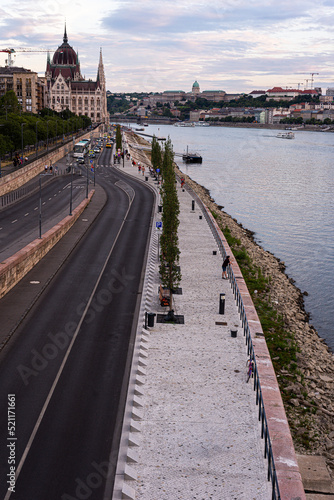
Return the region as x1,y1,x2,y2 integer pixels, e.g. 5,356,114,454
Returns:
138,123,334,350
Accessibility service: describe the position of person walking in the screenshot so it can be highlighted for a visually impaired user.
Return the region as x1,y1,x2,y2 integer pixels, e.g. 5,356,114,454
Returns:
222,255,230,279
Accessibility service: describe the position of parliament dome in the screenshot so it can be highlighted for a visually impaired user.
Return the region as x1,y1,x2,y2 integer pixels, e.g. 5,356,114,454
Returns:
52,26,77,66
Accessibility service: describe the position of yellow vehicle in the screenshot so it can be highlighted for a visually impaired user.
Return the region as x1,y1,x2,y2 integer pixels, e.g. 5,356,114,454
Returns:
106,143,112,148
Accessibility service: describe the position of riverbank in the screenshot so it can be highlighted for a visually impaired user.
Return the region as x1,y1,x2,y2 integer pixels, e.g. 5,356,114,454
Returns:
124,129,334,477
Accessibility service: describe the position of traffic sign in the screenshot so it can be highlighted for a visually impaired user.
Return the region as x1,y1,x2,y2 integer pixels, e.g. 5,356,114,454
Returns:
156,222,162,230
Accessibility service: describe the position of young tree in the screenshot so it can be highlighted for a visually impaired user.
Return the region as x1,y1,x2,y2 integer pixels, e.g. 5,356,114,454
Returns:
159,138,181,314
151,135,162,171
116,124,122,151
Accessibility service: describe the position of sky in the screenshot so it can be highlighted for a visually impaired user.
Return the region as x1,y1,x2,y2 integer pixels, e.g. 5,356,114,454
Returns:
1,0,334,94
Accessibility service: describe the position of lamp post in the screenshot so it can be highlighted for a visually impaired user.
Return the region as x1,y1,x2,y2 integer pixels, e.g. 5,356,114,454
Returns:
46,120,51,153
68,156,73,216
35,120,40,160
21,122,26,164
0,124,4,177
39,173,52,238
55,120,58,146
85,156,89,198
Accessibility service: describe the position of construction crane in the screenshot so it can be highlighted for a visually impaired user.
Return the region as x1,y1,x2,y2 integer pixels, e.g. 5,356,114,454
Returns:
297,72,320,89
288,83,303,90
0,48,49,67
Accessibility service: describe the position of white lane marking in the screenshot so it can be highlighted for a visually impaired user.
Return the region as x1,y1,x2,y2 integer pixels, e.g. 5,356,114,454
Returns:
11,219,17,224
34,207,38,211
24,213,29,217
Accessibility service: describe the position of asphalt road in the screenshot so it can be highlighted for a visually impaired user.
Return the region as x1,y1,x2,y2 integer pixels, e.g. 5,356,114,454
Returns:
0,174,87,261
0,152,155,499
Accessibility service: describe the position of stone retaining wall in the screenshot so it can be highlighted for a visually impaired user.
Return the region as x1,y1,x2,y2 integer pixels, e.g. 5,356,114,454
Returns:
0,190,94,299
0,132,91,197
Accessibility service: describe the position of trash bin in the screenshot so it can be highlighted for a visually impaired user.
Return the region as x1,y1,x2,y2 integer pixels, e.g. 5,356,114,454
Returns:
231,330,237,338
145,176,148,181
147,312,156,327
158,205,162,213
219,293,225,314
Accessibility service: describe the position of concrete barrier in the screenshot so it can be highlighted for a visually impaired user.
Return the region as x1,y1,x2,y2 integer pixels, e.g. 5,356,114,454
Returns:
0,190,95,299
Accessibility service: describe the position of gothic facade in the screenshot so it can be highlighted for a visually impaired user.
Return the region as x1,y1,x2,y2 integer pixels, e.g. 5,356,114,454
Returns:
45,27,108,123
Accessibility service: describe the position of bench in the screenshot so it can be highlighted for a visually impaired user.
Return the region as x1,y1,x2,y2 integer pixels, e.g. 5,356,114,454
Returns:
159,284,170,307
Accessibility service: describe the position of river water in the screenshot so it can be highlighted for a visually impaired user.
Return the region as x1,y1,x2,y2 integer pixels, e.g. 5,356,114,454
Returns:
132,123,334,350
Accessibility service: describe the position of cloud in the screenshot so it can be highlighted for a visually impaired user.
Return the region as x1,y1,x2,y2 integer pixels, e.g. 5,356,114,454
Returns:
0,0,334,92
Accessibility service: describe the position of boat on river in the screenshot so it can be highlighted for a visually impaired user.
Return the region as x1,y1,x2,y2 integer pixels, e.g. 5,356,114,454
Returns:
277,132,295,139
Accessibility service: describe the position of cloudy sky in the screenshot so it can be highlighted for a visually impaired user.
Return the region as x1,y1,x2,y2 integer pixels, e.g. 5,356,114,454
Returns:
1,0,334,94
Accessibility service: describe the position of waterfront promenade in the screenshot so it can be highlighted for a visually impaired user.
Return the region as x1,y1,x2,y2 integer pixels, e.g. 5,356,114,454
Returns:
112,152,305,499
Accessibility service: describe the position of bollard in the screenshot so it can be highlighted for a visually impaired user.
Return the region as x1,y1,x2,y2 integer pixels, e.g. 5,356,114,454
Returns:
147,312,156,327
158,205,162,213
213,250,217,255
219,293,225,314
231,330,237,338
191,200,195,211
145,176,148,181
199,215,202,219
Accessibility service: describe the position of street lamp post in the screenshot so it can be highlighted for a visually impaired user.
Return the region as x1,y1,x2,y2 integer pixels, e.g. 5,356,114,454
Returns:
21,122,26,164
35,120,40,160
85,157,89,198
69,157,73,216
0,124,4,177
47,120,49,153
39,173,52,238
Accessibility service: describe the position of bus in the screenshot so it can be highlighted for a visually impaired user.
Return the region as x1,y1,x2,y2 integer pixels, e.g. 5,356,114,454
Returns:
73,140,89,159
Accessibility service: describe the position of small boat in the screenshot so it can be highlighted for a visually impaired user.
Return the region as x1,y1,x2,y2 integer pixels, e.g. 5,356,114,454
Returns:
135,127,145,131
182,153,202,163
277,132,295,139
182,146,202,163
174,122,195,127
194,121,210,127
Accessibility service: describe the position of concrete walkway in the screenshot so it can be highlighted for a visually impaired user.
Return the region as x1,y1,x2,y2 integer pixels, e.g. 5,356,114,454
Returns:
112,156,272,499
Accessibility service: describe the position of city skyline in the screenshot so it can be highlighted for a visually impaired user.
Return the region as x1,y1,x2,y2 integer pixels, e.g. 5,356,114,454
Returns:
1,0,334,94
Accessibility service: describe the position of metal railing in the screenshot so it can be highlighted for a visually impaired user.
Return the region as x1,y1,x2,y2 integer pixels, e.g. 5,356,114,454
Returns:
181,179,281,499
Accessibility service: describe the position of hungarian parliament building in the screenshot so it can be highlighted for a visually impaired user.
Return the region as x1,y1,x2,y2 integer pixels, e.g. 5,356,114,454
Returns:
0,26,108,124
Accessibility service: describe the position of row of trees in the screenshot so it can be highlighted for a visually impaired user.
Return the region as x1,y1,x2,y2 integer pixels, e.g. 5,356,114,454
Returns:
0,91,92,158
153,136,181,312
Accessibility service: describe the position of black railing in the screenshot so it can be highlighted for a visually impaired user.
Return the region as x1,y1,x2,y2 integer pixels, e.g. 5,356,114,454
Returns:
180,177,281,499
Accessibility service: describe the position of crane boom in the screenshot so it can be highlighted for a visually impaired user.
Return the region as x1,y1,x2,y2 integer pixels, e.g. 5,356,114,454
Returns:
0,48,49,66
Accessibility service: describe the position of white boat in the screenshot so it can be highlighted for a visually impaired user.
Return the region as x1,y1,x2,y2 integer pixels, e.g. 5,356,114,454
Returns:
277,132,295,139
174,122,195,127
194,121,210,126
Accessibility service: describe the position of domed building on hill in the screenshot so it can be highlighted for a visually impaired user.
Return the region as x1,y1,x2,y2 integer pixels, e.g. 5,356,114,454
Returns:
45,26,108,124
192,80,200,94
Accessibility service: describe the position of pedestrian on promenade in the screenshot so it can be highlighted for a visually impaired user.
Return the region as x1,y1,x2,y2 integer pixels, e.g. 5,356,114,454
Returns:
44,165,48,172
222,255,230,279
181,177,185,188
142,165,145,175
138,163,141,173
